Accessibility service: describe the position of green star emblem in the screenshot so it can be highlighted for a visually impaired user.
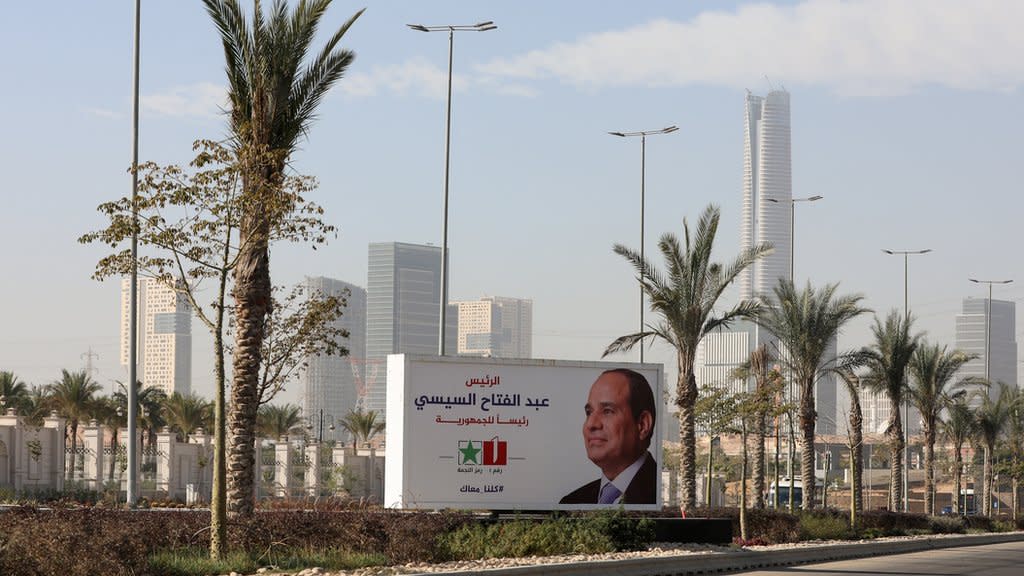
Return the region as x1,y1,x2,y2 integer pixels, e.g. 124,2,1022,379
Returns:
459,440,481,464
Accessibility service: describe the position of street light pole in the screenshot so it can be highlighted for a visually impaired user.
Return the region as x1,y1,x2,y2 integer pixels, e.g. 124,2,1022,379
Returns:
127,0,142,508
608,126,678,363
408,21,497,356
968,278,1013,384
883,248,932,513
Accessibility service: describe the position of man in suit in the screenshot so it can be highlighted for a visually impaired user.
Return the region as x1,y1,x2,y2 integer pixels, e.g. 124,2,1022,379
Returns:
560,368,657,504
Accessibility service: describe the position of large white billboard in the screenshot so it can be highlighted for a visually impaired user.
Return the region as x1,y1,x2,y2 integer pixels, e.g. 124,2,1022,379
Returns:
385,355,663,510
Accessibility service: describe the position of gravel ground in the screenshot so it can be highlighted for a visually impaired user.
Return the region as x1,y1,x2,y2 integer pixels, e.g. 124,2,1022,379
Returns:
239,532,1014,576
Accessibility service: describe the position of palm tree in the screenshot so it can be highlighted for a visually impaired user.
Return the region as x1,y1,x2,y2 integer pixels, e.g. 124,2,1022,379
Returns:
339,408,385,449
756,280,869,509
860,310,920,512
256,403,303,439
943,394,975,514
163,393,214,442
95,395,127,481
1003,385,1024,521
20,385,52,427
907,342,975,515
729,344,782,509
202,0,364,523
834,367,864,526
0,371,28,412
48,369,102,481
975,382,1013,517
604,204,770,511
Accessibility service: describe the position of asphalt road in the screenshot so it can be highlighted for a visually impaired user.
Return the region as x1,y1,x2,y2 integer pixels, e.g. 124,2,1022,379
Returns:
729,540,1024,576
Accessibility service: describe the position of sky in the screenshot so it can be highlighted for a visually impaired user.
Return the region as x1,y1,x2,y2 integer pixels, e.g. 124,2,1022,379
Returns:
2,0,1024,407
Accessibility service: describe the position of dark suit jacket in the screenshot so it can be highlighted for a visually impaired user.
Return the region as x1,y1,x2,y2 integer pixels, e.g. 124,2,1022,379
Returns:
559,451,656,504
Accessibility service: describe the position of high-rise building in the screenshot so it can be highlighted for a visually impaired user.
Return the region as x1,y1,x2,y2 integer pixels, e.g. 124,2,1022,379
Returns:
696,89,837,434
455,296,533,358
365,242,457,415
302,276,366,442
739,89,792,302
955,297,1017,403
120,277,191,396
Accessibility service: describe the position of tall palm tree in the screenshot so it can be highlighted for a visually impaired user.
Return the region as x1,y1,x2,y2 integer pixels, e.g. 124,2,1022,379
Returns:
943,394,975,514
339,408,385,449
834,367,864,526
163,393,214,442
1003,385,1024,521
756,280,869,509
48,369,102,481
20,385,52,427
202,0,364,525
975,382,1013,517
860,310,920,512
907,342,975,515
256,403,303,439
729,344,782,509
604,204,771,511
95,395,127,481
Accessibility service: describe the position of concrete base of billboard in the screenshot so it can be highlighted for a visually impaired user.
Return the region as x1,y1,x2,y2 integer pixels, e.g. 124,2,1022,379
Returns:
652,518,732,544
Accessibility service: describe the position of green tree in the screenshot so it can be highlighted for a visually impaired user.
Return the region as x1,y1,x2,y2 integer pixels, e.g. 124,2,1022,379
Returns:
943,394,975,514
756,280,869,509
907,342,976,515
729,344,785,509
163,393,214,442
975,382,1013,517
0,371,29,412
202,0,364,521
604,204,770,511
256,403,303,439
695,387,738,508
20,385,52,427
860,310,920,512
48,369,102,481
834,367,864,526
339,408,385,449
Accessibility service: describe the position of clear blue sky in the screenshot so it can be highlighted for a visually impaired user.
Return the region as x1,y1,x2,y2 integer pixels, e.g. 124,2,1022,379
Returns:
2,0,1023,404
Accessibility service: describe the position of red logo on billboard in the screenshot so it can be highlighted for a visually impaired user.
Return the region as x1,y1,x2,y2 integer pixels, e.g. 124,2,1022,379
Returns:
483,436,507,466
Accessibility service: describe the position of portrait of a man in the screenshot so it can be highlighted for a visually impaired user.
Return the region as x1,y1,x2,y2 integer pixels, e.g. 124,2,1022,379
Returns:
560,368,657,505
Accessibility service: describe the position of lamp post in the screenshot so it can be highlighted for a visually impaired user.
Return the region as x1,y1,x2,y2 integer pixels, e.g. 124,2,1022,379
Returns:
408,20,497,356
766,194,822,508
882,248,932,513
608,125,679,363
968,278,1013,384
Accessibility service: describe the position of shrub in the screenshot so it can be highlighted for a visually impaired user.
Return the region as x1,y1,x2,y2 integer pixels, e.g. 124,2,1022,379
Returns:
927,515,965,534
856,510,929,538
693,507,801,544
798,510,854,541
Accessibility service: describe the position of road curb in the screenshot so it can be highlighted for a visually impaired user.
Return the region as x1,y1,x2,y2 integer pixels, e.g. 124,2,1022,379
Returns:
416,532,1024,576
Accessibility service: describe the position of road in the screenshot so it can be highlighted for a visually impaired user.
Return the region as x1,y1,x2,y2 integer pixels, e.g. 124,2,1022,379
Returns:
730,540,1024,575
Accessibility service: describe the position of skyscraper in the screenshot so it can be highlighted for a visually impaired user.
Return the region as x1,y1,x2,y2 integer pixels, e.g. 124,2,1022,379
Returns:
365,242,457,415
302,276,366,441
696,89,838,434
455,296,533,358
120,277,191,396
740,89,792,302
955,297,1017,402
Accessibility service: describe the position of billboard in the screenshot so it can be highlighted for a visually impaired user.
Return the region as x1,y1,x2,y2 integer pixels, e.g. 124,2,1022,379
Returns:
385,355,663,510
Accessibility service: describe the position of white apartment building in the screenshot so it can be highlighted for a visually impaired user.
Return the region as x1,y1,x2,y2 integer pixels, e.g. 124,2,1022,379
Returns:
120,277,191,396
455,296,533,358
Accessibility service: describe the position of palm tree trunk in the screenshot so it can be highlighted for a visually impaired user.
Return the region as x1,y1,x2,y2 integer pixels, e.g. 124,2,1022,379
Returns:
953,444,963,514
924,426,936,516
706,440,714,507
983,445,992,517
740,419,748,541
108,428,119,482
799,378,817,509
67,421,78,482
753,410,766,509
227,209,272,517
678,367,698,513
774,414,781,509
888,406,904,511
849,394,863,525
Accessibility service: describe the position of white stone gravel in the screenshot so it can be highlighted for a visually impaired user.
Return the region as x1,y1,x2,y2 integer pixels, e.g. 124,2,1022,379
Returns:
245,532,1022,576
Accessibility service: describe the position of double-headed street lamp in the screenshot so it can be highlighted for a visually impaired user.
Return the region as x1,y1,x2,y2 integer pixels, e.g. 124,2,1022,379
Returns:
968,278,1013,383
608,125,679,363
408,20,497,356
883,247,932,513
